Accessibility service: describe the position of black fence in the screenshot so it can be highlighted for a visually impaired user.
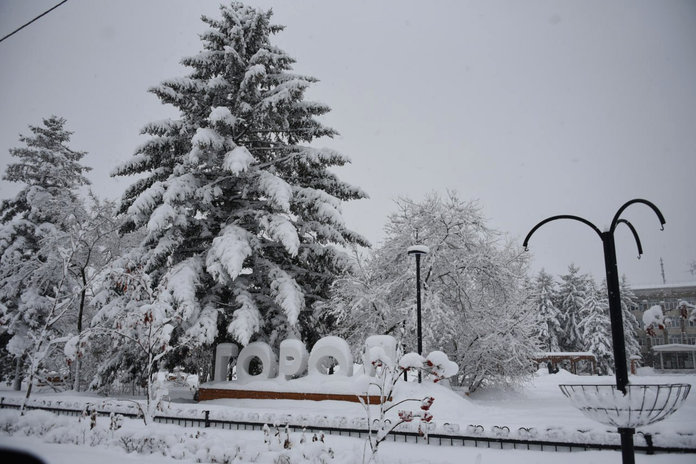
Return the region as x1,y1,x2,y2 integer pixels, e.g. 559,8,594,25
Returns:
1,399,694,455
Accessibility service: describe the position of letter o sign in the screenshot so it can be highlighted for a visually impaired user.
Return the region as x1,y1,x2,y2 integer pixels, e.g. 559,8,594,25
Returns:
307,336,354,376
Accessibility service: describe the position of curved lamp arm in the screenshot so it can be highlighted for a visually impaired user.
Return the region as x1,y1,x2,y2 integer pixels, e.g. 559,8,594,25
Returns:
615,219,643,258
610,199,666,233
523,215,602,251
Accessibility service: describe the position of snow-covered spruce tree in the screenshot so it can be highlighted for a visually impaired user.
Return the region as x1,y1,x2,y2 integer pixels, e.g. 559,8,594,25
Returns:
320,192,537,392
556,264,590,352
0,116,91,394
112,3,367,352
579,280,613,374
618,275,641,361
530,269,562,352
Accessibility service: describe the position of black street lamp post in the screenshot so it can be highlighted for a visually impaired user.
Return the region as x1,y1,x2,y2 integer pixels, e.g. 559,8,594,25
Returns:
523,199,666,464
407,245,429,383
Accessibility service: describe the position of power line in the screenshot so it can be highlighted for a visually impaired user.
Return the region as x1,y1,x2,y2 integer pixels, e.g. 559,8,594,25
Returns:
0,0,69,44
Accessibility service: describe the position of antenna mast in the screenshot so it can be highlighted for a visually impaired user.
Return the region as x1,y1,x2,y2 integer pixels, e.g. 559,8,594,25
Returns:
660,257,666,284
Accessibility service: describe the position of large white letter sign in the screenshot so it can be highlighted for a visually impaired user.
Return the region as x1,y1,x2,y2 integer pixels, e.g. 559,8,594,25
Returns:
236,342,278,384
279,339,309,380
307,336,353,376
214,343,239,382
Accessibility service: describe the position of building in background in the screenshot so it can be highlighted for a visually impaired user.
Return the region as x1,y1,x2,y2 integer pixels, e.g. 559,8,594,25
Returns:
632,283,696,369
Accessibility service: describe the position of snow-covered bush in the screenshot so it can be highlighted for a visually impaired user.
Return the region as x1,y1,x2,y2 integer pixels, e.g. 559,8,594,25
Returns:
360,347,458,463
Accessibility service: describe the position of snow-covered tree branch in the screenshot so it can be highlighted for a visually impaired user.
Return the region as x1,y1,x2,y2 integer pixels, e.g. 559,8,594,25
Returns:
320,191,537,392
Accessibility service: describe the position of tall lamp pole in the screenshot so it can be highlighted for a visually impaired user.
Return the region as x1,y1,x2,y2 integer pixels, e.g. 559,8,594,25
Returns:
407,245,429,383
523,199,665,464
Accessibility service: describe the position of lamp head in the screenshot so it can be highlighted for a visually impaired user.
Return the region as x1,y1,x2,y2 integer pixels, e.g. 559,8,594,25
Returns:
407,245,429,256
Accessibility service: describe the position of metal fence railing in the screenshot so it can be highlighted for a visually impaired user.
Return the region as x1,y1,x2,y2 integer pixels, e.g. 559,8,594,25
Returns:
1,399,694,455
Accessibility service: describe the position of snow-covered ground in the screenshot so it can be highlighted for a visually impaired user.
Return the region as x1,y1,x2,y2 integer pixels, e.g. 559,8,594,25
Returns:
4,434,696,464
1,368,694,463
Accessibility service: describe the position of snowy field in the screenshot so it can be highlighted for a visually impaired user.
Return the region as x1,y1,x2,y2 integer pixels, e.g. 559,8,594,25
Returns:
0,368,694,464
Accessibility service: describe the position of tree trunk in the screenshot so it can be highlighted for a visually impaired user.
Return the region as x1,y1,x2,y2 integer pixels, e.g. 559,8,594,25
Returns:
12,357,22,391
22,370,35,414
73,268,87,392
25,374,33,399
143,352,154,426
73,356,82,392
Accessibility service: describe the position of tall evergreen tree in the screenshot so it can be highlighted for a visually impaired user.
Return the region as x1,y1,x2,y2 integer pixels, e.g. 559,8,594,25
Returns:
618,275,641,360
579,280,614,374
531,269,562,352
112,3,367,350
0,116,91,392
557,264,590,352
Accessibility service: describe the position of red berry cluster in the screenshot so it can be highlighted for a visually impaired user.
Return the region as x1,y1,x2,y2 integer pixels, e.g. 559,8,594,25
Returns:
398,410,414,422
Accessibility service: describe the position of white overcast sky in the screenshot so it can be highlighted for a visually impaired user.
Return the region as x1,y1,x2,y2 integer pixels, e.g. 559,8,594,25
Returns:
1,0,695,286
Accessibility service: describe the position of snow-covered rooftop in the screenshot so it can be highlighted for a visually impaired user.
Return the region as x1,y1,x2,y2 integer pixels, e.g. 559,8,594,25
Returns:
652,344,696,352
534,352,596,358
632,282,696,291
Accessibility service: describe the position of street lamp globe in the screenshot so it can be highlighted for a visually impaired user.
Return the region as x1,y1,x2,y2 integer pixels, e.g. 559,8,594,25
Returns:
407,245,430,256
